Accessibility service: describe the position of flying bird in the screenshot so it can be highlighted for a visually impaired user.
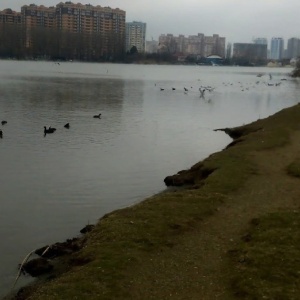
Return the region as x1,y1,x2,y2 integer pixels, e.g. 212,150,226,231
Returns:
199,88,206,98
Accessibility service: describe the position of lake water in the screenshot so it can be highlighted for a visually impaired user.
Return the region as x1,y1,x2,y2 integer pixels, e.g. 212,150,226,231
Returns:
0,61,298,297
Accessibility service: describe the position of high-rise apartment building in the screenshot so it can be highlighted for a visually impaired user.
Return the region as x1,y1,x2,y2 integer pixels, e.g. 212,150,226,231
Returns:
270,37,284,60
226,43,232,59
0,2,126,59
54,2,126,57
158,34,177,53
55,2,125,34
185,33,204,55
158,33,225,58
0,8,21,24
125,21,146,53
287,38,300,59
21,4,56,48
21,4,56,29
232,43,267,65
204,34,225,57
253,37,268,45
0,9,23,57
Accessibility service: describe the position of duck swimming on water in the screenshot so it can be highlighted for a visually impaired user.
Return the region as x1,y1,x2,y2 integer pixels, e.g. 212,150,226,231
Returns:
49,126,56,132
44,126,56,135
93,113,101,118
64,123,70,129
1,121,7,125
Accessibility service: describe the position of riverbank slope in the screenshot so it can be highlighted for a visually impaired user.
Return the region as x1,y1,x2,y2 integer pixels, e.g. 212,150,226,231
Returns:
9,104,300,299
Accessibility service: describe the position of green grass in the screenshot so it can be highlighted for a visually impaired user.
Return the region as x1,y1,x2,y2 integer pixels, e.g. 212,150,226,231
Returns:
230,211,300,300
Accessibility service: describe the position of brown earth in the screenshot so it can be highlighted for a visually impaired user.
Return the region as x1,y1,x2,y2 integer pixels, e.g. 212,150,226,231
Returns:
118,131,300,300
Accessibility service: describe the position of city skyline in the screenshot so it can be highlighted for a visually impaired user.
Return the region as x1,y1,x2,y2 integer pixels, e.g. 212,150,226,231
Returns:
1,0,300,45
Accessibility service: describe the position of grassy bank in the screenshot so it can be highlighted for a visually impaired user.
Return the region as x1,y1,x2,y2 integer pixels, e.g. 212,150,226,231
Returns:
9,104,300,299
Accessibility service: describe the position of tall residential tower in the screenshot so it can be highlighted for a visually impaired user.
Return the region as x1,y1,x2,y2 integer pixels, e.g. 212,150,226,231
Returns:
253,37,268,45
0,2,126,59
158,33,225,58
287,38,300,59
125,21,146,53
270,37,284,60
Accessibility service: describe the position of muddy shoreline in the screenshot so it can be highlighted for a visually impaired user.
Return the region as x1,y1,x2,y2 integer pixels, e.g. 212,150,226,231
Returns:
4,225,94,300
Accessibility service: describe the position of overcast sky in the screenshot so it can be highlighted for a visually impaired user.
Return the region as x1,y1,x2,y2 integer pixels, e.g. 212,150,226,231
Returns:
1,0,300,47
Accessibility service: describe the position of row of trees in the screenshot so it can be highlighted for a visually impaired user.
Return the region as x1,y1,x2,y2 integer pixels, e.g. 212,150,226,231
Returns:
0,23,125,61
291,59,300,77
0,24,178,63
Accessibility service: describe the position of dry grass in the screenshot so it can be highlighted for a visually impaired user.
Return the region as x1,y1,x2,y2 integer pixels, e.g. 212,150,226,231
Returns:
230,211,300,300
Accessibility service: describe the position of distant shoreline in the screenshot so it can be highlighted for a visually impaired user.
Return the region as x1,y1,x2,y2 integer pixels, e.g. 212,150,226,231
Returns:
0,58,295,68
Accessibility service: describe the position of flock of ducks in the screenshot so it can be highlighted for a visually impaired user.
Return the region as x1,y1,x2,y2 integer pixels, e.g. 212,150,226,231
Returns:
158,85,214,98
0,114,101,138
157,73,287,99
0,73,288,139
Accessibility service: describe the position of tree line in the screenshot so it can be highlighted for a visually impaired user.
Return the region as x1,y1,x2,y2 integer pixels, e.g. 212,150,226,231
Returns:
0,23,125,61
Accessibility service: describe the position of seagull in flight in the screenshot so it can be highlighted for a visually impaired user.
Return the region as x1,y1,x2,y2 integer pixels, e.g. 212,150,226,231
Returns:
199,88,206,98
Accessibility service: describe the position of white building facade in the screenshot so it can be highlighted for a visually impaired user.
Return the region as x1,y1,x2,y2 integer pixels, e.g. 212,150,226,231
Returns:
125,21,146,53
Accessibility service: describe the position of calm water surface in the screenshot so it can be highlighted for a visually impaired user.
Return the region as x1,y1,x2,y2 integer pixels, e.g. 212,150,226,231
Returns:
0,61,298,296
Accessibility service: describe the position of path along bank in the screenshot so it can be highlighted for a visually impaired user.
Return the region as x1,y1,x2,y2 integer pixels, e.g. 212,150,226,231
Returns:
6,104,300,299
